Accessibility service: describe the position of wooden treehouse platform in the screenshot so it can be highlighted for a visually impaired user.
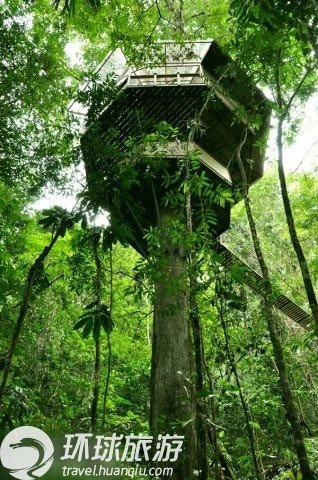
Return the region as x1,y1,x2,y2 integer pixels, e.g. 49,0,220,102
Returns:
79,41,270,188
77,41,312,328
79,40,271,241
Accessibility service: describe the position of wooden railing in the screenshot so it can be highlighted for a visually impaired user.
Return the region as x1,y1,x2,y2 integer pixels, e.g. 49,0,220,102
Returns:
126,63,204,86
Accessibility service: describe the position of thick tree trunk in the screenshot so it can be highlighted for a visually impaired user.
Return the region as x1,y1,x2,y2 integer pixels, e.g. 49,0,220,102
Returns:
150,208,197,480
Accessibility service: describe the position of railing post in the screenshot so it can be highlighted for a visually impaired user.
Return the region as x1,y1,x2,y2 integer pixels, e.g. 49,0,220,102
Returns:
126,67,131,86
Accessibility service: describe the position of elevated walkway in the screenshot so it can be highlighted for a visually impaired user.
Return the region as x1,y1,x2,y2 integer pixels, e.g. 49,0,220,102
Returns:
214,241,311,328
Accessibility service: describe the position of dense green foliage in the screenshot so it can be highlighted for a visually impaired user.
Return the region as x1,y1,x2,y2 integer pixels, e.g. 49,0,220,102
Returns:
1,0,318,479
1,171,318,479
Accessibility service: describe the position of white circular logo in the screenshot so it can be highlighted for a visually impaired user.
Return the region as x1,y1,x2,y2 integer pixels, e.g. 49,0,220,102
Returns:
0,426,54,480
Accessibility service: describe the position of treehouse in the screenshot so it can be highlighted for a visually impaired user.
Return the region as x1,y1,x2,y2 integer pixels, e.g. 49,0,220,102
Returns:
78,42,314,480
80,40,271,249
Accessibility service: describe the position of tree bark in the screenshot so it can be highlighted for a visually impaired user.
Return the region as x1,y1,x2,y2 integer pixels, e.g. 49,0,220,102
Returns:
150,207,197,480
102,247,113,428
91,338,101,432
91,240,102,432
191,288,208,480
101,332,112,428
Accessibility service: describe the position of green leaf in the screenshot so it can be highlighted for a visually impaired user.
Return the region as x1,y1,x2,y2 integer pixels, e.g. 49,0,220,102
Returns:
195,388,211,399
82,318,94,338
73,317,89,330
93,318,101,341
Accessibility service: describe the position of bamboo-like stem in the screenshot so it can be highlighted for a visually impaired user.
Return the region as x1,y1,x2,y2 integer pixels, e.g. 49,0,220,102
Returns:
102,246,113,428
0,229,62,405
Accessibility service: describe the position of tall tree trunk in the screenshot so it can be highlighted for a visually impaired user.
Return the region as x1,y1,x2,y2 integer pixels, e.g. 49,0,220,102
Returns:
101,332,111,428
163,0,185,35
0,229,61,406
277,116,318,335
190,291,208,480
236,132,314,479
91,339,101,432
102,247,113,428
150,207,197,480
185,148,208,480
91,240,102,432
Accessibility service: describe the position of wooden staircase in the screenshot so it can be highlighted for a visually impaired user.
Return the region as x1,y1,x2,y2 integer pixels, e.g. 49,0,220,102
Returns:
214,241,311,328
